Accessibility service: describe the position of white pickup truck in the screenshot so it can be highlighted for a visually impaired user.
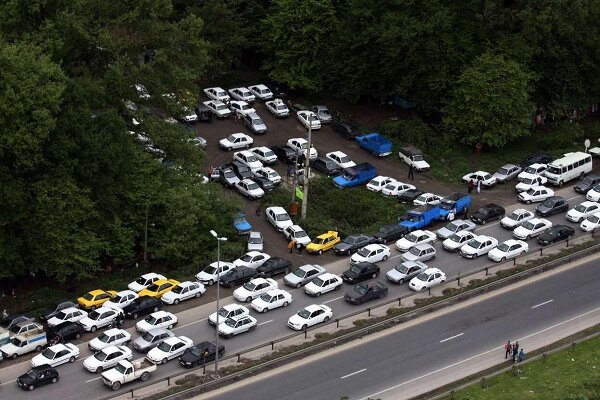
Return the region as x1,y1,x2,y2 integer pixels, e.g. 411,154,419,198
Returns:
0,331,47,360
398,146,430,171
101,357,156,391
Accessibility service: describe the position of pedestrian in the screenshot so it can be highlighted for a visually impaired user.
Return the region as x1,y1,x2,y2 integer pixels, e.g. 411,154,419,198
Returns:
287,164,293,180
235,112,242,124
255,206,261,217
408,164,415,181
463,206,469,219
288,239,296,254
2,309,7,319
514,341,519,354
475,141,482,156
448,210,455,221
518,349,525,363
468,179,474,194
504,340,511,359
297,243,303,255
512,343,518,362
477,179,482,194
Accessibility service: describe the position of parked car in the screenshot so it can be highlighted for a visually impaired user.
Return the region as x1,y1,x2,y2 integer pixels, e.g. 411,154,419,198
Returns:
77,289,118,310
251,289,293,313
586,184,600,202
297,110,321,130
366,176,395,192
310,156,341,176
234,150,263,172
326,151,356,169
518,186,554,204
381,181,415,196
373,224,408,243
493,164,522,183
500,209,535,229
138,279,180,299
194,104,213,122
123,296,162,320
250,176,274,194
408,268,446,291
471,204,505,224
217,166,240,187
413,192,442,206
401,243,436,262
519,153,552,168
218,133,253,151
233,251,271,269
203,87,230,102
47,307,88,328
254,167,282,185
233,210,252,235
488,240,529,262
271,145,298,164
341,262,381,284
17,365,59,391
248,84,273,101
283,264,327,288
283,225,311,247
256,257,293,278
243,112,267,134
574,175,600,194
334,234,375,255
518,163,548,181
460,235,499,259
287,304,332,331
265,98,290,117
435,219,476,240
287,137,318,159
331,119,360,139
104,290,139,310
442,230,476,252
310,105,332,123
356,133,393,157
133,328,175,352
247,231,264,252
565,201,600,222
228,87,255,102
462,171,497,188
219,266,258,288
235,178,265,199
46,321,85,343
250,146,278,165
345,281,388,305
39,301,78,322
179,341,225,368
397,189,425,204
515,175,548,192
398,146,430,171
537,225,575,245
1,314,34,332
266,206,294,231
386,261,428,285
306,231,341,255
203,100,231,118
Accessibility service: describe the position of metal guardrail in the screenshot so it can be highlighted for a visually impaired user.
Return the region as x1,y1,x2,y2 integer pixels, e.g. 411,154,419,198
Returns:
98,232,600,400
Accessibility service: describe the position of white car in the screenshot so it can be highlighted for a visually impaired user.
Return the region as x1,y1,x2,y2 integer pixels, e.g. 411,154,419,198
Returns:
513,218,552,240
462,171,497,187
284,264,327,288
248,84,273,101
47,307,88,328
134,83,150,100
442,230,476,252
350,244,391,265
235,179,265,199
104,290,138,309
233,278,278,302
366,176,396,192
254,167,282,184
518,186,554,204
135,311,178,333
83,345,132,373
408,268,446,292
79,307,123,332
233,251,271,269
304,273,343,296
218,315,258,338
128,272,167,292
488,239,529,262
208,304,250,326
287,304,332,331
413,193,442,206
250,147,278,165
460,235,498,259
203,100,232,118
196,261,235,286
287,138,318,159
401,243,436,262
586,185,600,202
326,151,356,169
88,328,131,352
247,231,264,252
31,343,79,367
566,201,600,223
229,100,256,116
500,209,535,229
435,219,477,240
580,212,600,232
395,230,436,252
204,87,230,102
297,110,321,130
161,281,205,305
219,133,253,151
147,336,194,364
251,289,293,313
386,260,428,285
228,87,255,102
265,98,289,117
518,163,547,181
515,175,548,192
266,206,293,231
284,225,312,247
381,181,416,196
178,106,197,123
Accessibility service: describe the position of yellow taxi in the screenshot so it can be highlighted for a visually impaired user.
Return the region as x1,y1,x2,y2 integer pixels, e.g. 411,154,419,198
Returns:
306,231,341,255
77,289,118,310
138,279,180,298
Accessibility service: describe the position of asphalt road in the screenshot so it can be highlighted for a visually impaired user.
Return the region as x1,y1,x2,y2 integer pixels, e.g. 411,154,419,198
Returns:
205,255,600,400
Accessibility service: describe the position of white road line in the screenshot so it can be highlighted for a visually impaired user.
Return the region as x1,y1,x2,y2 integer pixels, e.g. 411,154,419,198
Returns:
257,319,273,326
390,254,403,260
532,299,554,309
174,317,207,330
341,368,367,379
478,221,500,230
85,377,101,383
439,332,464,343
0,380,12,387
566,195,583,201
323,296,344,304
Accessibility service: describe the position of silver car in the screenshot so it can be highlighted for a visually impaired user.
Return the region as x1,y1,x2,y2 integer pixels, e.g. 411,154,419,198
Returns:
492,164,522,183
311,105,332,124
386,261,428,284
243,112,267,134
435,219,477,239
401,244,436,262
247,231,264,252
132,328,174,352
283,264,326,288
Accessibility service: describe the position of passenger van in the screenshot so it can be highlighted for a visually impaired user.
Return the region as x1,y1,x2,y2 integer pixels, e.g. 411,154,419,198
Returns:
544,152,592,186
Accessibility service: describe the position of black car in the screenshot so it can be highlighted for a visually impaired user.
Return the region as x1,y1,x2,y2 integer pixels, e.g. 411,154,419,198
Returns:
123,296,162,320
331,120,361,139
535,196,569,217
537,225,575,246
251,177,276,192
219,266,258,288
47,321,86,342
334,234,375,255
271,145,298,164
179,341,225,368
39,300,78,321
574,175,600,194
17,365,59,391
341,262,380,284
344,281,388,305
194,104,213,122
471,204,505,224
397,189,425,204
257,257,292,278
373,224,409,243
229,161,253,180
310,157,341,176
0,314,34,331
519,153,553,168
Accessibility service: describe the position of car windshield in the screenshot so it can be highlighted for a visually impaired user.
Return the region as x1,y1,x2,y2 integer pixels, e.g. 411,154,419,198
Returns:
525,189,536,195
406,234,418,243
157,341,172,352
203,265,217,275
309,115,318,121
245,155,258,162
144,315,158,325
415,195,427,202
97,333,111,343
259,293,272,302
448,233,462,242
94,351,109,362
249,236,262,244
226,135,236,142
293,269,307,278
581,177,593,185
313,238,326,244
217,308,231,318
241,104,251,111
575,204,588,213
509,212,523,220
141,331,156,341
522,221,536,230
468,239,482,248
146,283,160,292
525,166,538,174
171,285,185,294
408,247,422,255
88,310,102,320
343,237,357,244
224,318,237,327
114,363,127,374
415,272,429,281
41,348,56,359
223,170,236,179
254,117,264,125
413,155,424,161
522,177,535,184
340,156,351,163
240,254,254,262
295,230,307,238
82,293,94,301
111,294,125,303
264,150,275,157
276,105,286,111
546,165,561,175
276,214,290,221
395,264,409,273
55,311,68,320
298,309,311,319
247,182,259,190
354,285,368,295
483,173,492,180
26,370,38,379
312,277,325,287
589,215,600,223
216,104,227,111
357,247,371,257
243,282,257,291
497,168,509,175
384,183,397,190
349,265,363,274
497,243,510,252
445,222,459,232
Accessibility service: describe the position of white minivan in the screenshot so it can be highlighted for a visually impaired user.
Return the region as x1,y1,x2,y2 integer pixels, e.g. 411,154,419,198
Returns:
544,152,592,186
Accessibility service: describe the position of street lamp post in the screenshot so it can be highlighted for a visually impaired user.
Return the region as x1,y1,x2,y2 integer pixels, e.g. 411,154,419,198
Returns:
210,230,227,377
301,121,312,220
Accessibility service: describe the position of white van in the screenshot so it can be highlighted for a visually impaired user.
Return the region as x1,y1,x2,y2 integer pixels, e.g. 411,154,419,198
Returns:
544,152,592,186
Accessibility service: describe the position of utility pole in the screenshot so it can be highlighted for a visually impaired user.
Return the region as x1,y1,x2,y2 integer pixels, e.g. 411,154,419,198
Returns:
301,121,312,220
144,204,149,266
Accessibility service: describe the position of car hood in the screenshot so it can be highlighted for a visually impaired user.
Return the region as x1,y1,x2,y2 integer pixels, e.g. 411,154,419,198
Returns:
402,252,421,261
344,289,364,300
413,160,430,169
536,205,552,212
342,270,361,279
386,269,406,280
335,243,352,251
101,368,122,382
436,227,453,239
288,314,307,326
179,351,202,363
133,337,152,348
17,373,37,385
471,212,486,220
283,273,302,284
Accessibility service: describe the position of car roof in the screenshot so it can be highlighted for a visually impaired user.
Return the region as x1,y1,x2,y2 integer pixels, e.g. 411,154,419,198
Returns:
318,273,337,279
413,243,434,250
104,328,125,335
251,84,269,90
150,310,171,318
267,206,287,213
141,272,163,279
423,267,442,274
303,304,325,312
502,239,523,246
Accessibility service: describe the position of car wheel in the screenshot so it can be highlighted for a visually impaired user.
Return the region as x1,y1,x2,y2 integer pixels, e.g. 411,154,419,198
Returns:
140,372,150,381
261,308,268,313
284,267,290,274
132,313,139,320
96,367,103,373
91,325,97,333
526,235,531,240
35,345,42,352
168,324,174,329
501,257,506,262
382,255,389,261
52,377,58,384
526,200,532,204
195,292,202,298
372,273,377,279
316,291,322,297
69,356,76,363
398,278,404,285
227,147,232,151
283,301,289,307
153,306,160,312
295,282,302,289
207,280,214,286
11,353,17,359
324,316,330,323
29,385,35,391
75,333,81,339
174,299,180,305
90,305,96,311
302,324,308,330
334,284,341,291
318,250,323,255
162,358,168,365
245,144,250,149
481,219,487,224
246,296,252,302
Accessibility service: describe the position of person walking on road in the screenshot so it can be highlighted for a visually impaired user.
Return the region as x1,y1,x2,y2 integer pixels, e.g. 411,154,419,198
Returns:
504,340,511,359
468,179,474,194
288,240,296,254
463,206,469,219
518,349,526,363
408,164,415,181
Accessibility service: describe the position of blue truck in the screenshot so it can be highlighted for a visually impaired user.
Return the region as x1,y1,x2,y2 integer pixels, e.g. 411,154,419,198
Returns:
333,162,377,188
437,193,471,221
355,133,393,157
233,210,252,235
399,205,442,231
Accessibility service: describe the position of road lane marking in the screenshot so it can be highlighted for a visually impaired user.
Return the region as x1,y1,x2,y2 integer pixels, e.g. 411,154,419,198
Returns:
566,195,583,201
258,319,273,326
323,296,343,304
174,317,208,330
85,377,101,383
532,299,554,309
439,332,464,343
390,254,403,260
341,368,366,379
478,221,500,230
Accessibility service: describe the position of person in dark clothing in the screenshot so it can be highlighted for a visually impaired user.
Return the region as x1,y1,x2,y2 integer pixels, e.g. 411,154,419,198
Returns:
463,206,469,219
504,340,511,359
408,165,415,180
468,179,474,194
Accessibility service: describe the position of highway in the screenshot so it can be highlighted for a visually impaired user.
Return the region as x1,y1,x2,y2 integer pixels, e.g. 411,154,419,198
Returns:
0,184,594,399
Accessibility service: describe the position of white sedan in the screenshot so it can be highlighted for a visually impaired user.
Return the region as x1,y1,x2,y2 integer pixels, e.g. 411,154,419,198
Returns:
460,235,498,259
254,167,282,184
350,244,391,265
229,100,256,116
581,212,600,232
204,87,230,102
250,147,278,165
248,84,273,101
500,209,535,229
234,150,263,171
326,151,356,169
196,261,235,286
135,311,178,333
161,281,205,305
566,201,600,223
287,138,318,159
147,336,194,364
284,225,311,247
366,176,396,192
83,345,132,373
513,218,552,240
304,273,343,296
381,181,415,196
413,193,442,206
208,304,250,326
78,307,122,332
586,186,600,202
104,290,138,309
88,328,131,351
233,278,278,302
462,171,497,187
297,110,321,130
287,304,332,331
408,268,446,292
395,230,436,252
128,272,166,292
219,133,253,151
488,239,529,262
266,206,294,232
515,175,547,192
31,344,79,367
218,315,258,338
203,100,232,118
235,179,265,199
265,98,289,117
47,307,88,328
442,230,476,252
518,186,554,204
251,289,293,313
228,87,255,102
233,251,271,269
518,163,547,181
